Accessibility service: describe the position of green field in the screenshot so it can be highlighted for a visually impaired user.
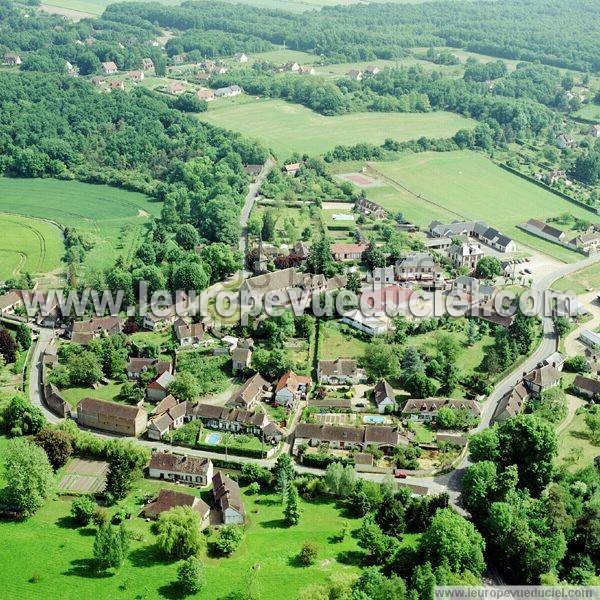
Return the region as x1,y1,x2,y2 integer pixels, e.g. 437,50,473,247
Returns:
557,410,598,472
552,262,600,294
320,321,369,361
574,103,600,122
0,178,160,275
0,213,63,280
198,98,477,158
365,151,599,262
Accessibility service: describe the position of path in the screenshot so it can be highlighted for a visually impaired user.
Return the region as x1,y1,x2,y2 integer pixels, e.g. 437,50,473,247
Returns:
557,394,586,436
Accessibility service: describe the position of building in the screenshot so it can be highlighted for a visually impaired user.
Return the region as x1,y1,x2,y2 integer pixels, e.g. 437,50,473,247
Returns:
284,61,300,72
283,162,302,176
521,219,566,244
395,252,437,282
43,383,71,418
141,58,154,70
70,316,123,345
226,373,270,410
365,65,380,75
448,242,483,271
544,351,565,371
341,310,389,336
492,382,529,422
214,85,242,98
356,197,389,220
572,375,600,398
274,371,312,409
126,358,172,380
570,230,600,255
171,54,186,64
174,319,205,347
373,380,395,414
196,88,215,101
580,329,600,350
0,290,24,316
523,364,561,396
3,53,21,66
401,398,481,422
109,80,125,91
142,489,210,526
101,61,118,74
429,220,516,253
556,133,574,149
147,400,187,440
167,81,186,95
298,65,315,75
91,76,106,86
330,243,368,261
77,397,147,436
234,52,248,63
189,404,283,442
317,359,365,385
147,371,176,403
231,346,252,373
128,70,144,81
148,452,213,486
143,297,196,330
346,69,363,81
212,472,245,524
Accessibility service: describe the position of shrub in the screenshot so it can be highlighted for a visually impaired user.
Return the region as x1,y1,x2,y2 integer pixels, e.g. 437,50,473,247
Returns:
177,556,205,595
71,496,96,525
214,525,244,556
297,541,319,566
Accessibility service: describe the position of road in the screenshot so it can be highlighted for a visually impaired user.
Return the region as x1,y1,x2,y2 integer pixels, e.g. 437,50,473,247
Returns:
238,157,275,260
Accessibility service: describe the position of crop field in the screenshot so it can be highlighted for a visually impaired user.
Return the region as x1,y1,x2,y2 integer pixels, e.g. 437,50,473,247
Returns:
364,151,599,262
0,178,160,275
198,98,477,158
0,213,63,280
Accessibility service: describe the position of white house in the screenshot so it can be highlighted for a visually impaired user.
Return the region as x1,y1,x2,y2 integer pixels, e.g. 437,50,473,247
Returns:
274,371,312,409
212,472,245,525
148,452,213,486
373,379,395,414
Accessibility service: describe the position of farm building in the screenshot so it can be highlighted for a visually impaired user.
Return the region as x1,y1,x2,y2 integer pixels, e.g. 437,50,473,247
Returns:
148,452,213,486
142,489,210,527
76,397,147,437
213,472,245,525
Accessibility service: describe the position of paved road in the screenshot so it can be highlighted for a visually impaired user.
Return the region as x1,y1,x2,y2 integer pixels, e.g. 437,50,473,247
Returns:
28,327,61,425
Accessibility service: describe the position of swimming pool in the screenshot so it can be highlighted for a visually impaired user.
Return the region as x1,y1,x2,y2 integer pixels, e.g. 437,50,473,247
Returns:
363,415,386,424
205,433,222,445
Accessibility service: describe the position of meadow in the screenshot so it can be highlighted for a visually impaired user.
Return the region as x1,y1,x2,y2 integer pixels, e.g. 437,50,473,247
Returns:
574,103,600,122
198,98,476,158
552,262,600,294
365,151,599,262
0,213,63,280
0,178,160,276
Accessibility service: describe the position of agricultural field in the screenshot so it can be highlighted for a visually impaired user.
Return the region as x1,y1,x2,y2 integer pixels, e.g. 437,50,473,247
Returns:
364,151,599,262
198,98,477,158
0,213,63,280
39,0,180,17
0,178,160,275
552,261,600,294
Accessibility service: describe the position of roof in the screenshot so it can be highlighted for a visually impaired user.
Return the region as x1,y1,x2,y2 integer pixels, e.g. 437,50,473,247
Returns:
318,358,357,378
398,252,435,269
330,243,368,255
127,358,171,375
78,397,144,421
190,403,270,429
71,316,123,335
361,284,414,312
373,380,394,406
524,364,561,387
143,489,209,519
231,347,252,364
354,452,373,465
0,290,23,311
295,423,406,446
402,397,481,417
573,375,600,395
149,371,175,391
493,382,529,421
544,351,565,368
581,329,600,347
364,425,402,446
149,452,212,475
175,321,204,340
153,394,178,416
525,219,565,240
212,472,245,516
275,371,312,394
226,373,270,408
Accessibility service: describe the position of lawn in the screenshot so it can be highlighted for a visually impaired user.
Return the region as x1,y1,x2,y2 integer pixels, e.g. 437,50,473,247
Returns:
0,177,160,275
59,382,124,408
557,410,599,472
552,262,600,294
0,213,63,279
320,321,369,361
198,98,476,158
367,151,599,262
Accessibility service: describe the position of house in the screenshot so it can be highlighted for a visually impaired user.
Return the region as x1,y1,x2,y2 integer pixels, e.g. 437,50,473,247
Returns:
91,76,106,86
214,85,242,98
109,80,125,91
3,53,21,66
355,197,389,220
521,219,566,244
365,65,380,75
126,358,172,380
429,220,516,253
65,61,77,76
544,351,565,371
147,371,176,402
572,375,600,398
128,70,144,81
523,364,561,396
147,397,186,440
331,243,368,261
359,284,415,317
143,296,196,330
43,383,70,418
70,316,123,345
298,65,315,75
148,452,213,486
0,290,24,316
174,319,205,346
589,124,600,138
580,329,600,350
196,88,215,101
274,371,312,409
226,373,270,409
167,81,186,95
492,382,529,422
189,404,283,442
373,380,395,414
395,252,437,282
171,54,186,64
317,359,365,385
284,61,300,72
368,266,395,287
570,230,600,255
212,472,245,524
283,162,302,176
401,398,481,422
234,52,248,63
556,133,574,149
142,489,210,526
231,346,252,373
141,58,154,70
448,242,483,271
77,397,147,436
341,310,389,336
101,61,118,74
346,69,363,81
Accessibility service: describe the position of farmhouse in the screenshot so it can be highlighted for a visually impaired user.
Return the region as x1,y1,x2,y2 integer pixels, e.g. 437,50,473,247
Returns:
226,372,270,409
174,318,205,346
234,52,248,63
283,162,302,175
142,489,210,527
521,219,566,244
284,61,300,72
492,382,529,422
395,252,437,282
167,81,186,95
523,364,561,396
356,197,389,220
331,243,368,261
109,80,124,91
401,398,481,422
346,69,363,81
43,383,70,418
231,346,252,373
147,400,186,440
147,371,176,402
127,70,144,81
572,375,600,398
91,76,106,86
141,58,154,70
448,242,483,271
212,472,245,525
214,85,242,98
570,230,600,255
373,379,395,414
274,371,312,409
70,316,123,345
126,358,172,380
555,133,574,149
298,66,315,75
76,397,148,436
196,88,215,101
148,452,213,486
101,61,118,74
171,54,186,64
317,358,365,385
3,53,21,66
0,290,24,316
429,220,516,253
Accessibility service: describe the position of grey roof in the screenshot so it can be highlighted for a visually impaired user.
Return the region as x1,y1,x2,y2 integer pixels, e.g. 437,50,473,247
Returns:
149,452,212,475
373,379,394,406
573,375,600,395
213,471,245,517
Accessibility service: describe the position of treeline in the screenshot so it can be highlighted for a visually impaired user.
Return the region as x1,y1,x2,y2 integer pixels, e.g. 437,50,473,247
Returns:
104,0,600,71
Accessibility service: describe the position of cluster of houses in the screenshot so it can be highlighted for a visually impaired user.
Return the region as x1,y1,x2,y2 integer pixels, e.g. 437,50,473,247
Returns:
281,61,315,75
520,219,600,255
428,219,517,254
346,65,380,81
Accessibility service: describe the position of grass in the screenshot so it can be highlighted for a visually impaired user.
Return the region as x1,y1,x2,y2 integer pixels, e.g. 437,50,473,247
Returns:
557,410,599,472
320,321,369,361
552,262,600,294
367,151,598,262
573,103,600,122
59,382,124,408
0,177,160,275
40,0,180,17
0,213,63,280
197,98,476,158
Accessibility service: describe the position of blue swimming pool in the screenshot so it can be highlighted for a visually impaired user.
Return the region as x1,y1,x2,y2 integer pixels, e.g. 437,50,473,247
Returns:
363,415,386,424
205,433,222,445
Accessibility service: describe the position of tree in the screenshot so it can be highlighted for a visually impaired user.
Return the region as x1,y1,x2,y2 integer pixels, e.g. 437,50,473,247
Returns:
71,495,96,525
284,484,301,525
1,395,45,436
532,387,568,424
363,341,400,381
15,324,31,351
375,492,406,537
68,351,103,387
200,243,239,283
0,329,17,363
177,556,205,595
240,463,272,487
462,461,498,518
563,355,591,373
4,438,55,516
175,223,200,250
105,442,147,501
475,256,502,279
297,541,319,566
306,237,337,277
469,427,500,463
273,453,295,494
401,346,425,376
34,426,73,469
93,523,129,571
420,508,485,575
404,372,438,398
261,208,277,241
464,319,480,346
172,261,209,292
584,406,600,445
156,507,204,559
214,525,244,555
168,372,200,402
